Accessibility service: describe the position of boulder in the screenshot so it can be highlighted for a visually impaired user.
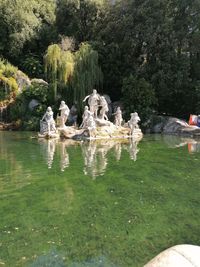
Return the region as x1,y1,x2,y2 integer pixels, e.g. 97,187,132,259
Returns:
31,78,48,86
144,244,200,267
28,99,40,111
148,116,200,138
163,117,200,138
15,70,31,91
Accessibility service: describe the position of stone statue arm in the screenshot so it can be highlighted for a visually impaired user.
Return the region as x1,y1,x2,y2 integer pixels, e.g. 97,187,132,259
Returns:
83,95,90,102
41,113,46,121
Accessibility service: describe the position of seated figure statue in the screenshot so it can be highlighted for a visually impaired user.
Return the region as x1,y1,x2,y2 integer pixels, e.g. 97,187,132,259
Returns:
40,107,56,134
59,100,70,128
83,89,100,118
114,107,123,127
128,112,141,133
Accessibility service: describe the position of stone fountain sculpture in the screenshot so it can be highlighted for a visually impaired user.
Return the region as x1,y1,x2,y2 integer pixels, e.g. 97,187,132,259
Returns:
83,89,100,118
38,89,143,140
114,107,123,127
38,107,59,138
58,100,70,128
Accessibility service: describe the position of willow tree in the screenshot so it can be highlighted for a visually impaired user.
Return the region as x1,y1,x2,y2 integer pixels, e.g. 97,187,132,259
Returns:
44,42,102,110
59,51,74,84
44,44,61,100
44,44,74,100
71,43,103,113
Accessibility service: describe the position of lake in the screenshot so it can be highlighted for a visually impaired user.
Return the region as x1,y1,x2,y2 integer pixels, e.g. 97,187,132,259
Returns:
0,132,200,267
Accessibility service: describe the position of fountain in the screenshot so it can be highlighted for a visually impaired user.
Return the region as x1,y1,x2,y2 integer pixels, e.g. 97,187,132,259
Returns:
38,89,143,140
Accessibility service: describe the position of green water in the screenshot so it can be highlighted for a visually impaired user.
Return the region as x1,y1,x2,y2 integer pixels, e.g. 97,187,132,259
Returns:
0,132,200,267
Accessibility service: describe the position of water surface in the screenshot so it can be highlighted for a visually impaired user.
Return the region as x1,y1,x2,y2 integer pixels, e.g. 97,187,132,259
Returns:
0,132,200,267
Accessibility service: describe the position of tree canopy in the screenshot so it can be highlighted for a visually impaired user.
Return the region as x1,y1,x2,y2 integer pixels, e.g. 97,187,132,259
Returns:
1,0,200,124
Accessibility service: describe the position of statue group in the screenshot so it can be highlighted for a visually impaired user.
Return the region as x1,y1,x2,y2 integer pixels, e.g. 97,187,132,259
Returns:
38,89,142,140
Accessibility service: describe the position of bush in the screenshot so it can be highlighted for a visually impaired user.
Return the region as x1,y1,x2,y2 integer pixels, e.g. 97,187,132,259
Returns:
8,83,49,129
121,75,157,122
23,83,48,103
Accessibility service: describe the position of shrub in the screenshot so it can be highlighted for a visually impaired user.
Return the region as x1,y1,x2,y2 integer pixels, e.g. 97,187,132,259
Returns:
122,75,157,122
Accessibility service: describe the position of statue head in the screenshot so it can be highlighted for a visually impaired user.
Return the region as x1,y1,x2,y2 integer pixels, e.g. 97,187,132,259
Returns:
93,89,97,94
84,106,89,110
61,100,65,105
47,107,52,112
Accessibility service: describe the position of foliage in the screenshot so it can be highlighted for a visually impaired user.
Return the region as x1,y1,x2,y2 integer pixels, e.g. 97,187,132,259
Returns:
0,59,19,103
20,55,43,78
1,0,200,120
44,44,75,101
0,0,56,62
71,42,103,112
56,0,107,42
44,44,62,100
122,75,157,121
9,83,49,130
44,42,102,114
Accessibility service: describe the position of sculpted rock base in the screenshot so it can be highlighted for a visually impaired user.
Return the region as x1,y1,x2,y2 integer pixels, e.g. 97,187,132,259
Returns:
59,125,143,140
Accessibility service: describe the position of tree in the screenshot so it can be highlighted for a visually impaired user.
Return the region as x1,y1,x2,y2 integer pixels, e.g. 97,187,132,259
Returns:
71,42,103,112
122,75,157,121
56,0,108,43
0,0,56,62
44,42,102,110
44,44,74,101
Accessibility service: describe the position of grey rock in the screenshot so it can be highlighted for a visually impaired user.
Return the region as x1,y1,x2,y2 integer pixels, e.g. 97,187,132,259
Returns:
28,99,40,111
147,115,200,138
16,70,31,91
31,78,48,86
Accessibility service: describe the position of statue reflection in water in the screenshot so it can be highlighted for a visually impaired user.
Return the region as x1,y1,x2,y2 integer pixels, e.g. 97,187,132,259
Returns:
39,138,141,176
60,141,70,171
81,141,108,178
81,139,140,178
127,138,140,161
38,139,56,169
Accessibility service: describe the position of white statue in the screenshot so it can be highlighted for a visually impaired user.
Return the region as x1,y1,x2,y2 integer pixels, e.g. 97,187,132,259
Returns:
99,96,109,120
80,106,92,128
59,100,70,128
128,112,141,133
83,89,100,118
87,112,96,138
40,106,56,134
114,107,123,127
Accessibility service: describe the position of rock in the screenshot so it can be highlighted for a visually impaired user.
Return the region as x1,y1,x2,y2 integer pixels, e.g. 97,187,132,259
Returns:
144,244,200,267
59,124,142,140
28,99,40,111
31,78,48,86
95,118,113,127
147,115,200,138
15,70,31,91
163,117,200,137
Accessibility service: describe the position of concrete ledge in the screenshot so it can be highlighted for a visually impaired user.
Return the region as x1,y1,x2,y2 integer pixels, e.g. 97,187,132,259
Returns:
144,245,200,267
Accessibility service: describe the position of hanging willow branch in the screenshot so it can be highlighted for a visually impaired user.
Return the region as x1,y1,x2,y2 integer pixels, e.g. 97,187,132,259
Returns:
71,43,103,113
59,51,74,84
44,42,103,111
44,44,61,101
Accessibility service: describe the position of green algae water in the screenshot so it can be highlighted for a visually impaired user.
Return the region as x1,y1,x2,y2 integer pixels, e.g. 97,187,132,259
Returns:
0,132,200,267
